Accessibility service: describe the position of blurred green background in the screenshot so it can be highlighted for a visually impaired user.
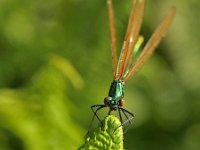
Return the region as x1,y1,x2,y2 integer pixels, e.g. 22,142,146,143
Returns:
0,0,199,149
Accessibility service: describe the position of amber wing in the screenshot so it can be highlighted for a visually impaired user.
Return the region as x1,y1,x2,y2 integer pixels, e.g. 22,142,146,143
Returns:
107,0,118,79
117,0,145,80
124,6,176,82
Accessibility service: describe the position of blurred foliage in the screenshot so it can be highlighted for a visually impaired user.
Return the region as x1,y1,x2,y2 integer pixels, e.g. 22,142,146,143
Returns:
0,0,200,150
0,54,84,149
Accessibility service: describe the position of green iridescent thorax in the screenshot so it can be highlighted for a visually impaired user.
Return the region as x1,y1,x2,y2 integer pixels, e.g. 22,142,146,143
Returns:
108,80,124,105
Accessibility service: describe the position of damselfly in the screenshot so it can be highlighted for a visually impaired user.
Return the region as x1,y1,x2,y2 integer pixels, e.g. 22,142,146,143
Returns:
88,0,176,133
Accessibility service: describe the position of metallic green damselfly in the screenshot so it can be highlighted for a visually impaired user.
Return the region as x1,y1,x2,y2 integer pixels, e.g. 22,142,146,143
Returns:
88,0,176,134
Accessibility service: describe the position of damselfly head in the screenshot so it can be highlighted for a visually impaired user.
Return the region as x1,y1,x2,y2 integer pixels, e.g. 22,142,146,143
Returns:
104,96,118,109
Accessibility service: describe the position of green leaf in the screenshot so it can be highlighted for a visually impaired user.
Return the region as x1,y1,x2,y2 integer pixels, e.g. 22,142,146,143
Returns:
78,115,124,150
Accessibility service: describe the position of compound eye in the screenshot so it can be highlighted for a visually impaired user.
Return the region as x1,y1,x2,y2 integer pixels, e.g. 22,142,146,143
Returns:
119,98,125,106
104,97,109,106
